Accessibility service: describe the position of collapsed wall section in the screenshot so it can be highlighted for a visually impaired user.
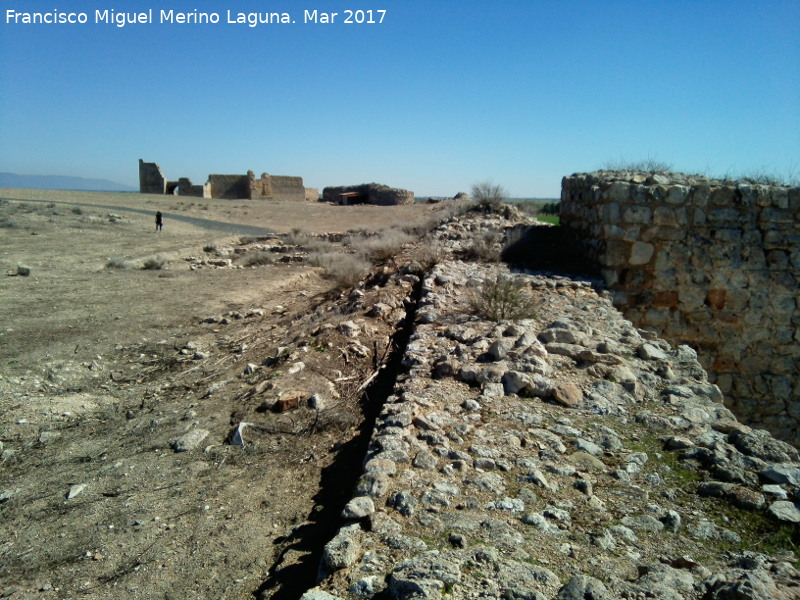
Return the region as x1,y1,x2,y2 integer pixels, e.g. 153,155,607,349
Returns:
561,171,800,443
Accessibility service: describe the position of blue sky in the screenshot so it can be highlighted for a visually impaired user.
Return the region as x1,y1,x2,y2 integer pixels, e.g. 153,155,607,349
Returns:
1,1,798,197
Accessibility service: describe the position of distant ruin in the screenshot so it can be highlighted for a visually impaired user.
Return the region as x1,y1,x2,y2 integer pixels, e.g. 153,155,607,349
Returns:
322,183,414,206
560,170,799,444
138,159,318,201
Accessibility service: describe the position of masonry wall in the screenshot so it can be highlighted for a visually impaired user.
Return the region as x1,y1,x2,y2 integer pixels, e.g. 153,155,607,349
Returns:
323,183,414,205
138,159,166,194
561,171,800,443
208,175,250,200
176,177,205,197
269,175,306,202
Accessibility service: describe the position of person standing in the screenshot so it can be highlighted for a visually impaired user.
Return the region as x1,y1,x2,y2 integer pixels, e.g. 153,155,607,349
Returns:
155,211,163,232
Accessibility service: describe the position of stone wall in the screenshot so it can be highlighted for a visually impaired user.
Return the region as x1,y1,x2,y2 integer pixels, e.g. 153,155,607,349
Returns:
139,160,308,201
138,159,166,194
560,170,800,443
176,177,205,197
323,183,415,206
269,175,306,202
207,174,250,200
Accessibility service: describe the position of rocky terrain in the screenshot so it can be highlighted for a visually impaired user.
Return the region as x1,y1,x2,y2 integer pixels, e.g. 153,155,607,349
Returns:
1,191,798,600
301,210,800,599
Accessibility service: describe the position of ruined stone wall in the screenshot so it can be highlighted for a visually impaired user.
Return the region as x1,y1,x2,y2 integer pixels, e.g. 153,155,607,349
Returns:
246,172,306,201
305,187,319,202
269,175,306,202
560,171,800,443
249,172,272,199
138,159,166,194
323,183,414,205
372,187,414,206
207,175,250,200
176,177,205,197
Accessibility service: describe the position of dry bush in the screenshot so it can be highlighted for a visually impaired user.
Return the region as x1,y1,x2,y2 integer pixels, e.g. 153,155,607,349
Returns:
351,228,414,262
142,255,167,270
304,238,336,254
284,227,309,246
416,242,445,270
242,250,276,267
465,228,502,262
471,180,508,211
310,252,372,289
602,158,673,173
402,214,443,237
105,256,133,269
470,275,537,322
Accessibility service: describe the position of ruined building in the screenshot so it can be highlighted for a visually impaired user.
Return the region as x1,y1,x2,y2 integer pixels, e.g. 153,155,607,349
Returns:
138,159,318,201
322,183,415,205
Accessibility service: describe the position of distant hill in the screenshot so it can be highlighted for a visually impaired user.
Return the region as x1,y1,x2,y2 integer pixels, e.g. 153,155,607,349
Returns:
0,172,136,192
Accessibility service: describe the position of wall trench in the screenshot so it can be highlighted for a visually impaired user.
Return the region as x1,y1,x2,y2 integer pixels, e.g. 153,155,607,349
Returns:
560,170,800,445
256,274,424,600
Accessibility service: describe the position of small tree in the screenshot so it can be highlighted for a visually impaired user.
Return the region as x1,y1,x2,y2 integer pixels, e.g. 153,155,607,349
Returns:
471,180,507,211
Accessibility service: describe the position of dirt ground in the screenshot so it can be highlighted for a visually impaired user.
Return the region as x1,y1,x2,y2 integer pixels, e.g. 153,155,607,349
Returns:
0,189,444,599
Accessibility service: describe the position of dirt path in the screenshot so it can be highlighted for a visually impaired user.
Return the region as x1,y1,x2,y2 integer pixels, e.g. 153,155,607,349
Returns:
0,189,462,599
2,196,276,236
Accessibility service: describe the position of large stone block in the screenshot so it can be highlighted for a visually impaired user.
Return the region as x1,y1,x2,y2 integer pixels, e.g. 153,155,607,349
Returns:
629,242,655,265
623,205,652,224
653,206,677,227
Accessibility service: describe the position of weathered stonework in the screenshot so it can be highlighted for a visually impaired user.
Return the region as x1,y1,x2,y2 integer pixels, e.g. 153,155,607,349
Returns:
138,159,166,194
138,159,312,201
322,183,414,206
561,170,800,444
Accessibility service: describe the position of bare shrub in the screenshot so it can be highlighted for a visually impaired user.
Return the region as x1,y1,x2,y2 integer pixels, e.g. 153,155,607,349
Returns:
142,255,167,270
357,228,414,262
304,238,335,254
203,244,218,253
402,214,442,237
471,180,508,211
242,250,276,267
284,227,309,246
417,242,445,270
465,229,502,262
310,252,371,289
602,157,673,173
105,257,133,269
470,275,537,322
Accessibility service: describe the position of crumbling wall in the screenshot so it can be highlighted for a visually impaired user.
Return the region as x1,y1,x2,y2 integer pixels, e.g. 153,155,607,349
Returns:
560,171,800,443
138,159,166,194
305,187,319,202
139,160,308,200
246,172,306,201
207,175,250,200
269,176,306,202
249,171,272,199
323,183,414,205
176,177,205,197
